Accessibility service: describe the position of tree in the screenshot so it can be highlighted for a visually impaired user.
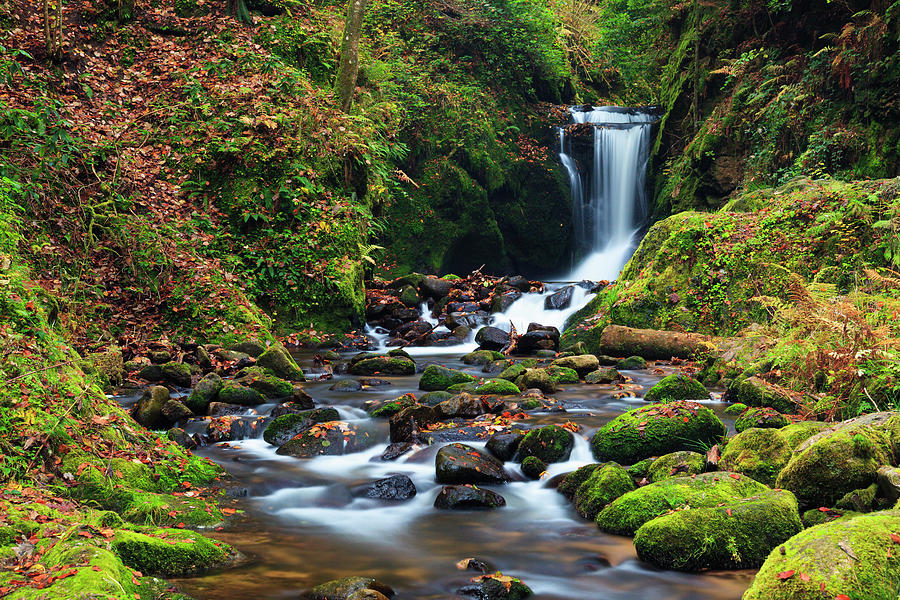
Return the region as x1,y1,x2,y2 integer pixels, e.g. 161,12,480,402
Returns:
42,0,63,59
334,0,368,112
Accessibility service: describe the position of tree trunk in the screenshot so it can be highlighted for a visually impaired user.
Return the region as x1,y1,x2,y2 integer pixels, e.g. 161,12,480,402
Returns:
43,0,64,59
599,325,715,360
334,0,368,113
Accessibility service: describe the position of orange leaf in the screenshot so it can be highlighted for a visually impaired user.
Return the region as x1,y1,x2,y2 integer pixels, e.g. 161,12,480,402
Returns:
890,533,900,544
776,570,795,580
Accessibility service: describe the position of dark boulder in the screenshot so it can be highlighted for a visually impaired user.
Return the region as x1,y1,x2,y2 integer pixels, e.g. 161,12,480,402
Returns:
351,474,417,500
475,327,510,351
486,432,525,461
420,276,453,299
544,286,574,310
435,443,511,484
434,485,506,510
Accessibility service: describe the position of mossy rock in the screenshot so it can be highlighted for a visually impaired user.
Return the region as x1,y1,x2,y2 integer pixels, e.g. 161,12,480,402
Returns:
184,372,223,413
474,573,533,599
256,344,306,381
546,365,579,384
719,427,793,486
730,376,797,414
646,451,705,482
627,457,656,479
419,364,475,391
463,350,504,365
419,390,454,406
585,367,620,384
590,401,726,464
572,462,635,519
596,471,770,536
777,420,828,447
112,529,233,576
369,394,417,418
132,386,170,429
743,510,900,600
517,425,574,464
723,402,748,416
304,576,395,600
550,354,599,376
834,483,879,512
558,464,602,499
643,374,707,402
616,356,647,370
521,456,546,480
473,378,520,395
160,361,192,387
775,412,900,508
634,489,803,571
217,381,265,406
276,421,375,457
235,366,294,398
518,368,557,393
5,545,142,599
263,408,340,446
350,355,416,377
225,339,267,357
734,406,790,433
498,362,527,382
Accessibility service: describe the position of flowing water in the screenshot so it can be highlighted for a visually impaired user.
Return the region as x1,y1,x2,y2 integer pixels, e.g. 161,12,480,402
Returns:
172,353,750,600
161,106,754,599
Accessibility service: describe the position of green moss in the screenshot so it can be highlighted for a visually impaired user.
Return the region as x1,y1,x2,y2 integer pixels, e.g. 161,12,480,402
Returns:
616,356,647,370
463,350,504,365
734,406,790,433
256,344,305,381
719,427,792,486
217,381,265,405
723,402,748,416
590,401,725,464
369,393,417,417
744,510,900,600
731,377,798,415
627,457,656,479
418,364,475,391
185,372,223,413
644,374,708,402
498,362,527,382
350,355,416,376
572,462,635,519
262,408,340,446
473,379,520,395
546,365,579,384
112,529,231,576
517,425,574,464
521,455,546,480
596,471,769,536
634,489,802,571
235,366,294,398
647,451,705,482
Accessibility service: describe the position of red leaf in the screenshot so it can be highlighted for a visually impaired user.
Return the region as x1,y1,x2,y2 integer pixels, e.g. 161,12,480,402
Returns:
800,572,811,582
836,596,851,600
729,473,741,480
890,533,900,544
726,508,732,516
776,570,795,580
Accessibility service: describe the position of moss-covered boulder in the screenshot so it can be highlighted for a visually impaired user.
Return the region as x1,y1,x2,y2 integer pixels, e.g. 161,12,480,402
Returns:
419,364,476,391
743,510,900,600
217,381,265,405
235,366,294,398
633,489,802,571
550,354,599,376
304,576,395,600
419,390,454,406
558,464,602,499
463,350,504,365
616,356,647,370
184,372,223,413
276,421,375,457
369,393,417,418
572,462,635,519
643,374,707,402
775,412,900,507
257,344,305,381
473,379,520,395
350,355,415,376
435,443,510,484
627,457,656,479
585,367,620,384
160,361,192,387
647,451,705,482
263,408,341,446
596,472,770,535
517,425,574,464
723,402,748,416
735,406,790,433
590,401,725,464
729,376,798,414
546,365,579,384
521,455,546,480
470,573,533,599
131,386,170,429
719,427,792,486
498,362,528,382
112,529,234,576
517,368,557,393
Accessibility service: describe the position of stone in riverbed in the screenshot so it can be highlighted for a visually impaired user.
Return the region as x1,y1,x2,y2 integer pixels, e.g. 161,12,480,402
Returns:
584,367,620,384
516,368,557,394
419,390,453,406
462,350,504,365
351,474,417,500
589,401,725,464
434,485,506,510
330,379,363,392
262,408,341,446
418,364,475,391
616,356,647,370
634,488,802,571
389,404,439,442
303,577,395,600
435,443,510,484
486,432,525,461
473,379,520,395
276,421,374,458
349,355,415,376
160,361,192,387
459,574,532,600
572,462,635,519
557,464,602,499
256,344,306,381
475,326,511,351
516,328,559,353
550,354,599,376
184,372,223,413
546,365,579,384
521,456,546,480
160,399,194,424
419,276,453,299
225,339,267,357
544,285,574,310
646,451,706,482
217,381,265,406
517,425,573,464
643,374,708,402
734,406,789,432
234,366,294,398
132,386,170,429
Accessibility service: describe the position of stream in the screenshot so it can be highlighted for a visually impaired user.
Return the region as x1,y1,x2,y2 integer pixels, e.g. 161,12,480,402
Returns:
158,345,753,600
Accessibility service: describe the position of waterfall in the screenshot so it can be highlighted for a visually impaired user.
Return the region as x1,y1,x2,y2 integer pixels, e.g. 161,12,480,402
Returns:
559,106,655,282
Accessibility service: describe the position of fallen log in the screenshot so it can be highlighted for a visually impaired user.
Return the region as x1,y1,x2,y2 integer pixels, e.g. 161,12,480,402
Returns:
599,325,716,360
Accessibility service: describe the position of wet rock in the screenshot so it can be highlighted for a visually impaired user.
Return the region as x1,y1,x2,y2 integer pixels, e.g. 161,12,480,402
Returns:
359,378,391,387
647,451,706,482
472,379,520,395
330,379,363,392
419,364,475,391
303,576,395,600
517,425,574,464
544,286,574,310
572,463,635,519
451,325,471,340
398,284,420,307
507,275,531,292
546,365,578,384
420,276,453,299
726,375,798,414
485,432,525,461
643,374,708,402
213,348,251,363
634,488,802,571
131,386,169,429
381,442,414,461
463,350,503,366
276,421,375,458
218,381,265,406
445,312,483,330
877,465,900,502
203,415,253,442
584,368,620,384
521,456,546,480
434,393,486,419
166,427,197,449
389,405,439,442
743,510,900,600
718,422,825,486
516,328,559,353
207,402,249,417
550,354,599,376
256,344,305,381
517,369,557,394
184,372,223,413
225,339,266,357
475,326,511,351
596,471,771,536
723,402,748,416
734,406,789,433
616,355,647,370
459,573,532,599
235,366,294,398
590,401,725,464
435,443,510,484
159,361,191,387
148,350,172,364
368,394,416,418
290,386,315,409
263,408,341,446
351,474,417,500
160,399,194,424
434,485,506,510
491,290,521,313
350,355,416,376
557,464,602,499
